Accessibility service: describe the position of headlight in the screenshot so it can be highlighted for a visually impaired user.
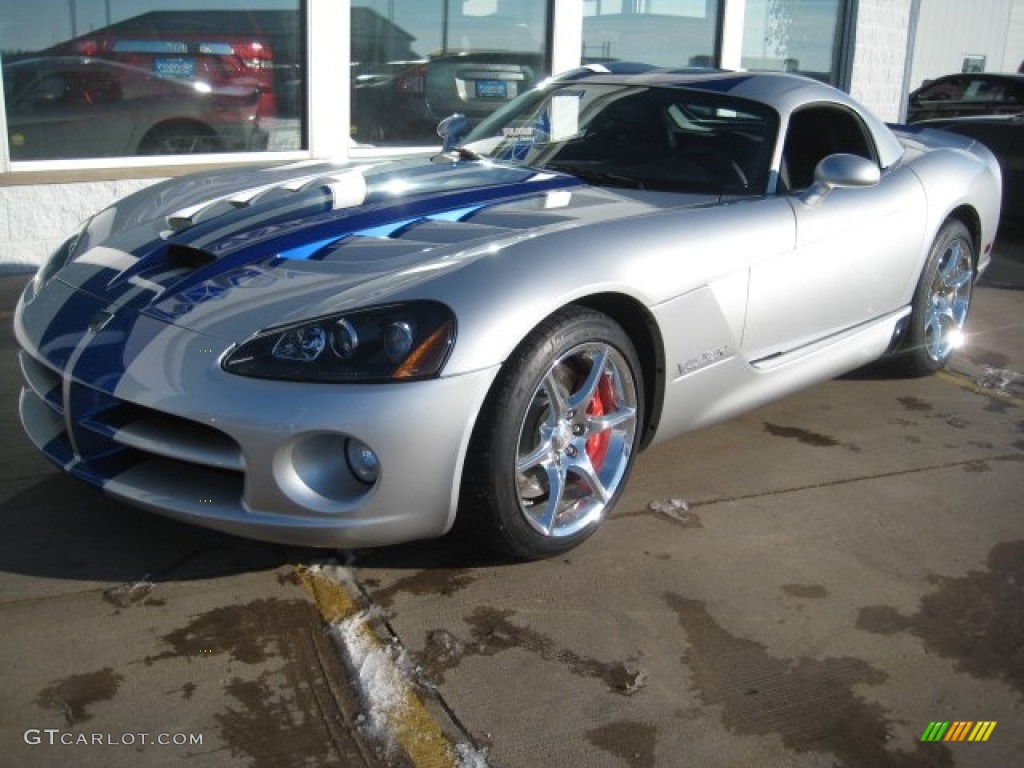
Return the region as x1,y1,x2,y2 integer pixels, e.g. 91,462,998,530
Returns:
222,301,456,383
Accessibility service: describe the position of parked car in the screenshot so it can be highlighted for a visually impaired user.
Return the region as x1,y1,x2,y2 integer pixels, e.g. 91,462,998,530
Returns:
3,56,267,160
907,72,1024,122
352,51,544,144
57,35,278,118
14,67,1001,559
351,13,544,144
915,113,1023,220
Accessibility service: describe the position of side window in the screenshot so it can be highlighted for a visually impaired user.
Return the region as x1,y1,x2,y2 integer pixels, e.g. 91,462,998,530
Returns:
25,72,72,107
78,71,122,105
780,106,875,192
964,78,1004,102
917,77,964,102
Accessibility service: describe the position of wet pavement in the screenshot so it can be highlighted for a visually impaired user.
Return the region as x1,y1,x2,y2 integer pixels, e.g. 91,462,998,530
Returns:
0,224,1022,767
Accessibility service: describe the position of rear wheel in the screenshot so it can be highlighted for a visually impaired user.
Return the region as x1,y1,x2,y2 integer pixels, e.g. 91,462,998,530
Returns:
892,219,974,376
459,307,643,560
139,121,222,155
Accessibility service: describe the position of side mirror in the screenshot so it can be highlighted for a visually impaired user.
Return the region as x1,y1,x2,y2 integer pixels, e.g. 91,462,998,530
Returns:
437,113,469,152
801,153,880,205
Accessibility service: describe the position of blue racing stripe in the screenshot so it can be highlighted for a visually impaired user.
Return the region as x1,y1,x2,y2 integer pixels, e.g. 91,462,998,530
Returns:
278,234,350,261
159,174,582,301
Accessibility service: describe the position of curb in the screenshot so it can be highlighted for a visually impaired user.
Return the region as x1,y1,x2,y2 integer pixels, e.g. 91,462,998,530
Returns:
296,564,463,768
939,368,1024,408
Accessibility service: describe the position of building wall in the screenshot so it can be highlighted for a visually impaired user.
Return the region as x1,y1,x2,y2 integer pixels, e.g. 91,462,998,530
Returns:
0,178,162,274
1004,0,1024,70
848,0,916,122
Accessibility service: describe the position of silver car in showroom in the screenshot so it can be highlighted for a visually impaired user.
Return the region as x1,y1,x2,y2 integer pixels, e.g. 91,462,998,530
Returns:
14,65,1001,559
4,56,266,159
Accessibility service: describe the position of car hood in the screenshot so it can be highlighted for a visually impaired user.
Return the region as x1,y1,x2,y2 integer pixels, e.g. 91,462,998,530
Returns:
48,156,720,339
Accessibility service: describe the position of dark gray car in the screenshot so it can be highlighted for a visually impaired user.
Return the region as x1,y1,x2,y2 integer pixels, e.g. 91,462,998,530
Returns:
907,72,1024,123
918,113,1024,220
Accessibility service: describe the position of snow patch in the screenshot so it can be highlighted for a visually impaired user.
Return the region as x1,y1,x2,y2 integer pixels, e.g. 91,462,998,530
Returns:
334,613,412,747
648,498,690,519
976,365,1024,394
313,562,492,767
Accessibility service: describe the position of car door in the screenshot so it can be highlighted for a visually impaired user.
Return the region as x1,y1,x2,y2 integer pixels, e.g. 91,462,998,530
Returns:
9,63,136,159
741,104,928,363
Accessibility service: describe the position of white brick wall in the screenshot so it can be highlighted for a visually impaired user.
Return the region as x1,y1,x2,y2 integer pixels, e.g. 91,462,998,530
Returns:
849,0,915,122
0,178,163,274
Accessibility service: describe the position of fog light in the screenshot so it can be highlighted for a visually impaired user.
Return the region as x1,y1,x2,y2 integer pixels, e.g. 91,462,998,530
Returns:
345,438,379,484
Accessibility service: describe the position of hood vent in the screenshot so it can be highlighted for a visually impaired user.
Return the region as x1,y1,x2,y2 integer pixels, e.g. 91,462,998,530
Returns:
167,243,217,269
166,169,372,232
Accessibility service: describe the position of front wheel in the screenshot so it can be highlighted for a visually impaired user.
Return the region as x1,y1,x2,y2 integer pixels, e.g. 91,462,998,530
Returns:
892,219,974,376
458,307,643,560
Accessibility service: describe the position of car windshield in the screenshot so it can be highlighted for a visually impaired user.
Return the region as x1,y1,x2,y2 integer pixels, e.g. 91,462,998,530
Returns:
462,82,779,195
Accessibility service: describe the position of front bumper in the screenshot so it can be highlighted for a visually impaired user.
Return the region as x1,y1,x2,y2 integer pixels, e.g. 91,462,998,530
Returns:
14,280,498,548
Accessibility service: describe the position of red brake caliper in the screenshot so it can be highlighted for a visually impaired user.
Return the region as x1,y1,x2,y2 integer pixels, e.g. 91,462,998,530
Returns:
585,374,614,470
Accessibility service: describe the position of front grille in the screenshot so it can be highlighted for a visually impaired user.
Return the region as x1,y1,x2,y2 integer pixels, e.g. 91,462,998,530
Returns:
18,350,245,501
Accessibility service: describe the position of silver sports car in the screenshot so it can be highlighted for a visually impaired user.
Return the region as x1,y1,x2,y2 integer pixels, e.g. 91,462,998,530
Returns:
14,66,1001,559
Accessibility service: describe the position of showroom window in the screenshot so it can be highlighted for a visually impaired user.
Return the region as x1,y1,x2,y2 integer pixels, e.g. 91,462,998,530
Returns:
350,0,550,146
738,0,850,85
582,1,722,69
1,0,304,162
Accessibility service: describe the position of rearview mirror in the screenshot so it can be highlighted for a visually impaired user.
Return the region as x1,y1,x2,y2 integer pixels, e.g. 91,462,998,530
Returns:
437,113,469,152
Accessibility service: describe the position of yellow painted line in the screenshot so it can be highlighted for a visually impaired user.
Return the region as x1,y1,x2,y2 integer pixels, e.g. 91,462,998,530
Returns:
296,566,458,768
938,370,1024,409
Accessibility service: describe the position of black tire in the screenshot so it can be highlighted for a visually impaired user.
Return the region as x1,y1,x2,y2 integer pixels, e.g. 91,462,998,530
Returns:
891,219,975,376
458,306,643,560
138,121,222,155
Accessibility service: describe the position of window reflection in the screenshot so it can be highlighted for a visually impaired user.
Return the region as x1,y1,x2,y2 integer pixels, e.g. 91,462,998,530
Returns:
582,1,721,69
1,1,303,161
351,0,549,146
740,0,845,84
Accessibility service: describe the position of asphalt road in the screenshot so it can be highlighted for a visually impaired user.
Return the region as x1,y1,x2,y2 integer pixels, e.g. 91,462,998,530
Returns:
0,228,1021,768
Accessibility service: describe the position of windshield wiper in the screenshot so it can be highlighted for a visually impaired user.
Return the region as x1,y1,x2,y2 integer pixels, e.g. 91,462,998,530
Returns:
432,145,483,164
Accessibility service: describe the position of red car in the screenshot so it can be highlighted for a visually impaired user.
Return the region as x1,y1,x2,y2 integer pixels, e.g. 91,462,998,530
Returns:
57,35,277,118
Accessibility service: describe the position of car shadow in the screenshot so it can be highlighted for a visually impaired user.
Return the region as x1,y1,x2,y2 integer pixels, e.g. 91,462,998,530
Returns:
0,472,513,583
982,219,1024,289
0,474,319,583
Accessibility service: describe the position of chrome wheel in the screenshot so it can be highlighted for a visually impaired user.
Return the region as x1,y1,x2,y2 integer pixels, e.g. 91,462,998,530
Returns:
139,122,221,155
457,306,643,559
892,219,975,377
923,235,973,363
515,342,638,538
